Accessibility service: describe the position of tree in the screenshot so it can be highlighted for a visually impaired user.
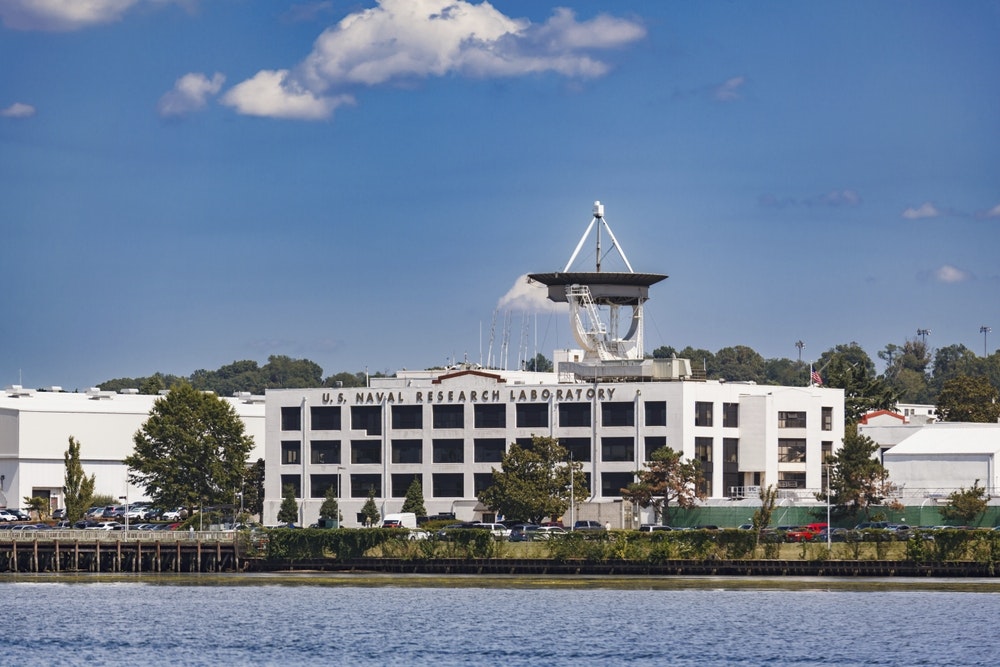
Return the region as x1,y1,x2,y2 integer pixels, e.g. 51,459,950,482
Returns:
24,496,50,520
318,487,341,523
401,478,426,517
360,487,380,526
524,353,553,373
63,436,96,524
714,345,766,383
242,458,265,519
818,343,898,422
936,375,1000,423
124,382,255,511
620,446,704,525
751,485,778,546
277,484,299,524
822,425,894,519
939,480,990,525
478,436,588,524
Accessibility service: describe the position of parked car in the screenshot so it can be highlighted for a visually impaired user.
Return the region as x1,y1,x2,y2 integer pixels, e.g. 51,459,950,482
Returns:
7,509,31,522
814,527,850,542
639,524,673,532
534,526,568,540
52,508,66,519
573,520,605,531
0,510,18,522
161,508,184,521
473,522,511,539
508,524,540,542
85,521,124,530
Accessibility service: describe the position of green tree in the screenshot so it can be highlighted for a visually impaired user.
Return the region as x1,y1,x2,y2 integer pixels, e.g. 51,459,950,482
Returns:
277,484,299,524
63,436,96,524
677,347,715,378
714,345,766,383
762,357,808,386
360,487,381,526
478,436,588,524
401,477,427,516
24,496,50,520
242,458,265,518
524,353,553,373
818,343,898,422
323,371,367,388
752,485,778,546
939,480,990,525
318,487,341,523
124,382,255,511
651,345,677,359
620,446,704,525
822,425,894,519
936,375,1000,423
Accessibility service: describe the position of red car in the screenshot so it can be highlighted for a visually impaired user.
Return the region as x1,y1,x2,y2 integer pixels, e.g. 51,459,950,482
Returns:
785,523,828,542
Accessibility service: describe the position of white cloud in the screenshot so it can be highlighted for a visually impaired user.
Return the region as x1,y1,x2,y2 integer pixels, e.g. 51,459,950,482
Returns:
497,275,566,314
157,72,225,117
0,0,138,31
227,0,645,120
220,69,355,120
984,204,1000,218
713,76,745,102
1,102,36,118
933,264,972,284
902,202,940,220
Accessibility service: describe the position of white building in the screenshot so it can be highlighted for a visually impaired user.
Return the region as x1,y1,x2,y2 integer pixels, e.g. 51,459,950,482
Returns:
0,386,265,511
881,423,1000,500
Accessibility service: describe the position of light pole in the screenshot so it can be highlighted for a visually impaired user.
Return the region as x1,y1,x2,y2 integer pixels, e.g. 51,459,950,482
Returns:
916,328,930,348
981,326,992,357
795,340,805,364
824,464,831,550
119,493,129,532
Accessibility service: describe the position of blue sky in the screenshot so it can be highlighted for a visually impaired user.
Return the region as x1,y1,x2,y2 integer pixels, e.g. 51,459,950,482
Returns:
2,0,998,391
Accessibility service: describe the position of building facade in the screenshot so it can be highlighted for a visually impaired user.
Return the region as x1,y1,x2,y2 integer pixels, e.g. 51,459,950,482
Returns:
263,369,844,527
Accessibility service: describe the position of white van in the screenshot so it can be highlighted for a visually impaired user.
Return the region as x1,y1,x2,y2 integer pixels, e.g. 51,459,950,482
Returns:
382,512,418,529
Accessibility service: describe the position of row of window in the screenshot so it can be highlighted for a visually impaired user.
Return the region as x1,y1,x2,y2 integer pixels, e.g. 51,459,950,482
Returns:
279,471,640,500
280,401,670,434
694,404,834,431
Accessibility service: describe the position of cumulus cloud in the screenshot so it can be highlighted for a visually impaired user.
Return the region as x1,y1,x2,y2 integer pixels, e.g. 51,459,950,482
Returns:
713,76,745,102
1,102,36,118
224,0,645,120
0,0,138,31
157,72,225,117
902,202,940,220
932,264,972,284
497,275,565,314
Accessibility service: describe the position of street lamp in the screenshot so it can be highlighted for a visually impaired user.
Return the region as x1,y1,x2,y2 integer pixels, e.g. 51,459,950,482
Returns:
795,340,805,364
916,328,930,347
981,326,992,357
119,493,129,532
824,464,831,550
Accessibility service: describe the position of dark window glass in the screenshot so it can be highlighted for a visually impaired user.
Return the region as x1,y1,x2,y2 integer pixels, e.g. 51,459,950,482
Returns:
433,404,464,429
559,403,591,427
432,473,464,498
351,440,381,465
473,473,494,496
310,440,341,465
602,402,634,427
310,406,341,431
433,439,464,464
474,404,506,428
723,438,738,464
695,437,713,462
515,403,548,428
391,439,422,464
559,437,591,462
778,471,806,489
778,411,807,428
515,437,534,449
280,406,301,431
474,438,506,462
280,474,301,498
695,402,713,427
723,403,739,428
391,473,421,498
644,436,666,461
601,436,634,462
778,439,807,462
281,441,300,465
350,474,381,498
309,474,339,499
644,401,666,427
351,406,382,435
601,472,634,498
392,405,423,430
822,407,833,431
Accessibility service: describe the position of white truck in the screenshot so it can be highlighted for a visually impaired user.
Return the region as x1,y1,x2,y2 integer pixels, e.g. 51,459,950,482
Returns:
382,512,418,529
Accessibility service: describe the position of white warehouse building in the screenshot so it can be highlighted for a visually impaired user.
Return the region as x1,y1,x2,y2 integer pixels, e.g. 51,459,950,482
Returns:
0,386,265,512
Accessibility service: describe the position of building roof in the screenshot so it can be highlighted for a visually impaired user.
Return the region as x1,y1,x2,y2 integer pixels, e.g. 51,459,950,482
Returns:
883,423,1000,458
0,387,265,418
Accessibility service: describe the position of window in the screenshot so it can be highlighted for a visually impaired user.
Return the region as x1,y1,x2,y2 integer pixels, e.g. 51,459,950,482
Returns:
280,406,301,431
515,437,534,449
351,406,382,435
723,438,739,464
474,404,506,428
309,474,340,498
778,411,807,428
695,437,713,462
280,474,301,497
392,405,423,430
432,473,465,498
723,403,739,428
644,401,666,427
601,436,634,462
778,439,806,463
310,440,340,465
515,403,548,428
351,440,381,465
778,471,806,489
644,436,666,461
310,406,341,431
695,401,713,427
391,439,422,464
560,437,591,462
559,403,591,427
433,404,464,429
432,439,464,464
474,438,506,462
391,473,421,498
350,474,381,498
601,472,634,498
281,441,300,465
821,441,833,463
473,473,494,496
822,407,833,431
602,402,634,427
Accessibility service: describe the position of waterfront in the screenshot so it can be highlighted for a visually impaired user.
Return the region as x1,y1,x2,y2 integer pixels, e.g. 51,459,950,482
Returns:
3,574,999,665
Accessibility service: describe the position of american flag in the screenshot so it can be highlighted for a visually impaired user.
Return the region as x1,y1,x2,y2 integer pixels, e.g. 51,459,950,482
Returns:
811,369,823,386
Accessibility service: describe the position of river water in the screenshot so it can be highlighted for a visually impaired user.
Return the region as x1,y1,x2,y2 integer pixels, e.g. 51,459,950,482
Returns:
3,574,997,666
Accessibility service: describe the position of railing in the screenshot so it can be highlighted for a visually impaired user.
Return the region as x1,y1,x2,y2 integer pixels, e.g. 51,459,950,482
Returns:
0,529,238,542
